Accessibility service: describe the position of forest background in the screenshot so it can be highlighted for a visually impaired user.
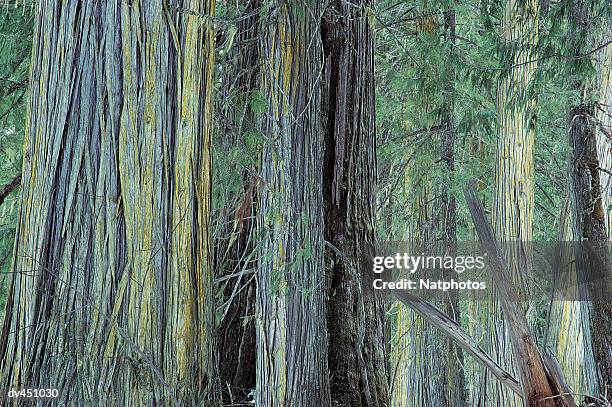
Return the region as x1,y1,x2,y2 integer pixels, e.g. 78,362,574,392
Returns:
0,0,610,406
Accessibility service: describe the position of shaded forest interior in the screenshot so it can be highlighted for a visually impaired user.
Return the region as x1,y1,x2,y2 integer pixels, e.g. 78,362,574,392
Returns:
0,0,611,406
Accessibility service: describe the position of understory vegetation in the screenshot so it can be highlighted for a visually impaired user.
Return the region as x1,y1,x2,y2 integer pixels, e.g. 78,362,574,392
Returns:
0,0,610,406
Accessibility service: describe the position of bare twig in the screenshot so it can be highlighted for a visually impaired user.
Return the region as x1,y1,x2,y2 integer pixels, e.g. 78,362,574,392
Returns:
0,174,21,207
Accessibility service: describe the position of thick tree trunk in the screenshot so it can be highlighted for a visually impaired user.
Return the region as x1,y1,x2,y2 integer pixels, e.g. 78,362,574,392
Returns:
493,0,538,255
566,3,612,398
0,1,220,405
255,2,331,406
321,2,389,406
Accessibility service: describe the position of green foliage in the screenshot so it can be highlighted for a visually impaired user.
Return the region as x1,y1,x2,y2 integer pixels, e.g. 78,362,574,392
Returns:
375,0,500,240
373,0,609,242
249,90,268,115
0,5,33,311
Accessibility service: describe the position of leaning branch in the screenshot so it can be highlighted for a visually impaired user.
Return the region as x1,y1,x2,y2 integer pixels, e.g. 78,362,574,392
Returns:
392,289,523,396
464,179,576,407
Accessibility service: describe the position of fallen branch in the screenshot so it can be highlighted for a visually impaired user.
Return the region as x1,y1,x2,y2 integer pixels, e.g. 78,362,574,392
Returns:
464,178,575,407
392,289,523,396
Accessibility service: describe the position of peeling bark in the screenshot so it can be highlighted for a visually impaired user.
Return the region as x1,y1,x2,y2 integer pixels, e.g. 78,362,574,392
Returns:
568,104,612,397
0,1,221,405
479,1,540,405
255,1,331,405
546,193,597,396
566,3,612,398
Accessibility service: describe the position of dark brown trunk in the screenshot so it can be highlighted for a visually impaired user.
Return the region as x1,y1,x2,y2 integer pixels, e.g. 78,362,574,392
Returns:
566,2,612,397
568,104,612,397
322,1,389,406
0,1,221,404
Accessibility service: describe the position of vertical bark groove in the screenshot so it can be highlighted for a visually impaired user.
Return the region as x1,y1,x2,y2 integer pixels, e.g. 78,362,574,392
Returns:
322,1,389,406
255,2,331,406
476,1,539,405
0,1,221,405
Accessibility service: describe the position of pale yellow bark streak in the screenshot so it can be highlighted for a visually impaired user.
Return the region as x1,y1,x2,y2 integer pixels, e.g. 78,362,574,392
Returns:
479,1,539,405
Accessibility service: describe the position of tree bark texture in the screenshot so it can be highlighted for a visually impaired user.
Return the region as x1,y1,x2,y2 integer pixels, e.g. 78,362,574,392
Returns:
546,194,597,396
478,0,539,405
566,3,612,397
321,1,389,406
255,1,331,406
215,1,261,402
568,103,612,397
0,1,220,405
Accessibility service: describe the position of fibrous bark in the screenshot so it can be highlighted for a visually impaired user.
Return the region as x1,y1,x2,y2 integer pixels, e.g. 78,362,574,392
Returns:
568,103,612,397
546,194,597,396
0,1,220,405
321,1,389,406
478,0,539,405
255,1,331,405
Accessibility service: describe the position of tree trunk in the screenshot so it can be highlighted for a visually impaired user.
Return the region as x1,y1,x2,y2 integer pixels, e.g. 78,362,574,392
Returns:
440,9,468,407
320,1,389,406
479,0,539,405
568,104,612,398
546,193,597,396
0,1,220,405
566,3,612,398
255,1,331,406
493,2,538,256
